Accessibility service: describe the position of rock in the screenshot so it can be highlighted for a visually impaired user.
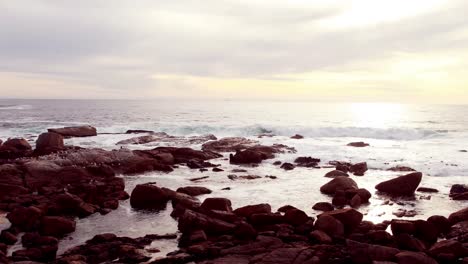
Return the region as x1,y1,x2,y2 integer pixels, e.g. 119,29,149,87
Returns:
35,132,64,154
347,239,400,264
450,184,468,195
350,194,362,208
294,156,320,167
387,166,416,172
126,129,154,134
291,134,304,139
416,187,438,193
249,213,285,226
212,167,224,172
315,214,345,237
40,216,76,237
0,230,17,245
428,239,467,259
280,162,295,170
448,207,468,225
234,204,272,218
375,172,422,196
394,233,426,252
391,220,415,235
309,230,332,244
200,198,232,212
176,186,212,196
234,222,258,240
284,209,310,226
320,176,358,195
228,174,262,180
0,138,32,159
48,125,97,138
395,252,438,264
452,192,468,200
427,215,450,234
230,149,265,164
350,162,368,176
178,209,235,235
130,183,171,210
202,137,258,152
347,142,370,147
325,208,363,233
324,170,349,178
413,220,439,245
312,202,334,212
332,191,348,207
7,206,44,231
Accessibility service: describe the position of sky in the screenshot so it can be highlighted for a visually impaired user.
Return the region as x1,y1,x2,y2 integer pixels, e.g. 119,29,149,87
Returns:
1,0,468,103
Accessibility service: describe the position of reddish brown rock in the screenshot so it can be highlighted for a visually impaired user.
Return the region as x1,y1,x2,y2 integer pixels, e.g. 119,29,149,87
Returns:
320,176,358,195
234,222,257,240
312,202,334,212
284,209,310,226
178,209,235,235
427,215,451,234
48,125,97,138
234,204,272,218
35,132,64,154
448,207,468,225
280,162,295,170
428,239,467,259
315,214,345,237
200,197,232,212
176,186,212,196
7,206,44,231
324,170,349,178
325,208,363,233
309,230,332,244
347,239,400,264
129,183,172,210
290,134,304,139
249,213,285,226
350,162,368,176
0,137,32,159
40,216,76,237
347,142,370,147
375,172,422,196
396,251,438,264
387,166,416,172
202,137,258,152
391,220,415,235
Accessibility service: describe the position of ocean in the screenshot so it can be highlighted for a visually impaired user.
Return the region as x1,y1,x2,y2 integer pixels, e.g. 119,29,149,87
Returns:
1,99,467,256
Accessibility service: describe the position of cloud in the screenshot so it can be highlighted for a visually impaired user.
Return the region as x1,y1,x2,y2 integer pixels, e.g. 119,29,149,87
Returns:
0,0,467,101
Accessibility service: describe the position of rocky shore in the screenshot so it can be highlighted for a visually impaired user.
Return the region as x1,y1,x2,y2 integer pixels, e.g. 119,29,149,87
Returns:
0,126,467,263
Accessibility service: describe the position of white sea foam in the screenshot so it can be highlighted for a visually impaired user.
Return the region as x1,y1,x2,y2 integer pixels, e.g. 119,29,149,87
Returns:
0,104,32,110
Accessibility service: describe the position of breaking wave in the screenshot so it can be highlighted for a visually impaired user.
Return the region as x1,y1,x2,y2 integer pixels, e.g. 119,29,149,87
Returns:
0,104,32,110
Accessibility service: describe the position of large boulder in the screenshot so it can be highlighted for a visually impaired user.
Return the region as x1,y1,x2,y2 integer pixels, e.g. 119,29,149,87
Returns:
234,204,272,218
395,252,437,264
40,216,76,237
230,149,267,164
200,197,232,212
48,125,97,138
0,138,32,159
347,239,400,264
129,183,172,210
350,162,368,176
448,207,468,225
324,208,363,233
375,172,422,196
7,206,44,231
320,176,358,195
35,132,64,154
324,170,349,178
178,209,235,235
202,137,258,152
315,214,345,237
176,186,212,196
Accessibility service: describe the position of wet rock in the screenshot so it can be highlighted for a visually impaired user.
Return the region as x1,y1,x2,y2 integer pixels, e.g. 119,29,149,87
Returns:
320,176,358,195
291,134,304,139
309,230,332,244
393,209,417,218
395,251,438,264
350,162,368,176
413,220,438,245
190,176,209,182
284,209,310,226
391,220,415,235
130,183,171,210
324,170,349,178
0,138,32,159
7,206,44,231
347,142,370,147
332,191,348,207
234,204,272,218
178,209,235,235
200,197,232,213
212,167,224,172
375,172,422,196
273,161,282,166
228,175,261,181
394,233,426,252
324,208,363,234
35,132,64,155
280,162,295,170
387,166,416,172
176,186,212,196
230,149,265,164
294,156,320,167
234,222,258,240
126,129,154,134
448,207,468,225
40,216,76,237
350,194,362,208
48,125,97,138
0,230,18,245
250,213,285,226
427,215,451,234
451,184,468,195
315,214,345,237
202,137,258,152
416,187,438,193
347,239,400,264
312,202,334,212
428,239,467,259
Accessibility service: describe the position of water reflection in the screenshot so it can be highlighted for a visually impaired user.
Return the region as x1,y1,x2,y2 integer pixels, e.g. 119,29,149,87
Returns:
349,103,406,128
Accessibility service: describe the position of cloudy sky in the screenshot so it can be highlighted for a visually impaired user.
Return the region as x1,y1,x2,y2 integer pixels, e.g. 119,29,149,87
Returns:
1,0,467,103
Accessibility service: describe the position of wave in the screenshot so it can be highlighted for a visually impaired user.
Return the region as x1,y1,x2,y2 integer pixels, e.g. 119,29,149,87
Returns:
0,104,32,110
112,124,446,141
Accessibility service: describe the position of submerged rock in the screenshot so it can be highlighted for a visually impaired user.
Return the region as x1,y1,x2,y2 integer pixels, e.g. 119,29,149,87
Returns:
375,172,422,196
176,186,212,196
347,142,370,147
202,137,258,152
